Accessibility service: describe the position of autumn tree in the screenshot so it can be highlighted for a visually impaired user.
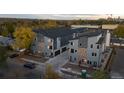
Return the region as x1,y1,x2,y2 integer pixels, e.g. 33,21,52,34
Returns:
43,20,58,29
12,27,36,50
45,64,60,79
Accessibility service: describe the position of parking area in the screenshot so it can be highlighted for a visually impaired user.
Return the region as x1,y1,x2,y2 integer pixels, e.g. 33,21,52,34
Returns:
0,57,44,79
110,48,124,79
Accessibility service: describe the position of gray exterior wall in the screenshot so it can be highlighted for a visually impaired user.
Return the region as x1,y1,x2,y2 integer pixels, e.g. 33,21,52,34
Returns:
43,36,54,57
78,37,88,48
31,34,44,54
69,39,79,63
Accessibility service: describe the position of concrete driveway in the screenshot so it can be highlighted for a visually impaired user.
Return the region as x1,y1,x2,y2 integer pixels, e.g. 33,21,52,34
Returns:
46,51,68,72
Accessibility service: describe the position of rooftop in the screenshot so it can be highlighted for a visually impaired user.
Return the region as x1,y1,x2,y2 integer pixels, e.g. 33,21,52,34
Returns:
79,29,103,37
33,27,87,39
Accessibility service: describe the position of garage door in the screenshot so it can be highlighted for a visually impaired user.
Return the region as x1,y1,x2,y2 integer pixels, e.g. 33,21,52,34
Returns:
55,50,60,56
62,47,67,52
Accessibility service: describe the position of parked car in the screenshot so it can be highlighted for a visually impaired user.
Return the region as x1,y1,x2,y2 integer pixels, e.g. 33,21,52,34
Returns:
24,62,36,69
9,53,19,58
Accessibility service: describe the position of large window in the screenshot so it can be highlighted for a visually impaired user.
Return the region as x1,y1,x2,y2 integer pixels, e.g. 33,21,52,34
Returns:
71,49,74,53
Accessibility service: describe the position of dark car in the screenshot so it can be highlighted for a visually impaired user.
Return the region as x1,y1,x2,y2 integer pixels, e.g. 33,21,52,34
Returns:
9,53,19,58
24,62,36,69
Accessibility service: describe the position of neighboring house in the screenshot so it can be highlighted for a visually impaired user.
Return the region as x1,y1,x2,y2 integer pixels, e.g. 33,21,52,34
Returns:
71,25,101,29
102,24,118,30
71,24,118,31
0,36,13,46
110,38,124,46
68,29,111,67
32,27,87,57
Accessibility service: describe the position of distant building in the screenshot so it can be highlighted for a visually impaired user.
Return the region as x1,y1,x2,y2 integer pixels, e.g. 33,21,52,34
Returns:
102,24,118,30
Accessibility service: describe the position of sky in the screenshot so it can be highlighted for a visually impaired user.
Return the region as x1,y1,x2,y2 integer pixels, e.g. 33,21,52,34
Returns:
0,14,123,20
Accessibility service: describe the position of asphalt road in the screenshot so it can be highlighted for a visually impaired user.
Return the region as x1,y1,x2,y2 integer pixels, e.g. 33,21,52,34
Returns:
110,48,124,79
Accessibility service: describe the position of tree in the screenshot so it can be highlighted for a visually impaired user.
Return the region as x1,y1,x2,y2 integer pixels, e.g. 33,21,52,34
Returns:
6,22,15,36
1,30,9,37
0,46,7,68
12,27,36,50
92,70,109,79
43,20,58,29
45,64,60,79
0,22,15,37
114,25,124,38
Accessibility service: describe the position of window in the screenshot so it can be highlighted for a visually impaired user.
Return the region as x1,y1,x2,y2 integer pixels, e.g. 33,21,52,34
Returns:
90,61,92,64
48,46,52,49
95,53,97,56
70,42,73,46
71,49,74,53
75,50,77,52
74,58,76,61
87,60,89,64
51,53,53,56
97,45,99,49
80,43,82,46
91,44,93,48
92,52,94,56
93,62,97,67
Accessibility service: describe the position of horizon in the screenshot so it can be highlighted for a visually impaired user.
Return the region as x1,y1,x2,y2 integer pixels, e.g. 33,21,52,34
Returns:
0,14,123,20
